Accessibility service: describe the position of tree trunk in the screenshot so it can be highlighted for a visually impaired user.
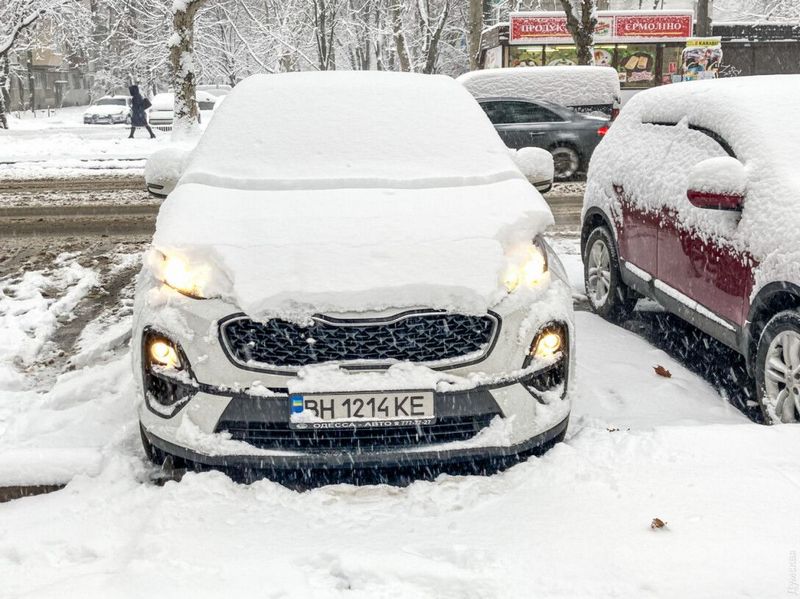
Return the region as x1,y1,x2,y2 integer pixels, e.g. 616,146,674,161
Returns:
467,0,483,70
170,0,206,137
422,1,450,74
27,50,36,114
0,52,9,129
559,0,597,65
391,3,411,72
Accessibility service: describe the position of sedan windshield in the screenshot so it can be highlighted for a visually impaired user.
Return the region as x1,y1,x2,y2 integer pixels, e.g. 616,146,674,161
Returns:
97,98,127,106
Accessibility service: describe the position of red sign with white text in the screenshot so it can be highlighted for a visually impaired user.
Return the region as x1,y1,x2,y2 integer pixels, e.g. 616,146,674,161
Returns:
511,16,569,41
509,11,694,45
614,14,692,39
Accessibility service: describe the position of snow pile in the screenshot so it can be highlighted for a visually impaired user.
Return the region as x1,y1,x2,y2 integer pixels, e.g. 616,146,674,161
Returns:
0,252,140,486
584,75,800,286
180,71,522,190
153,181,553,319
457,66,621,107
0,256,98,390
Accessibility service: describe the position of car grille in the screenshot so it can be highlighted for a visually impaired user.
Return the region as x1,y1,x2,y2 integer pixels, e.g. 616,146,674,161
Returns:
216,414,497,450
220,312,498,370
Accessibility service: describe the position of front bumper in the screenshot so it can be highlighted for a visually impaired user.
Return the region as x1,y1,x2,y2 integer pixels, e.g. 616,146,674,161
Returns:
140,367,571,471
83,114,126,124
134,265,575,473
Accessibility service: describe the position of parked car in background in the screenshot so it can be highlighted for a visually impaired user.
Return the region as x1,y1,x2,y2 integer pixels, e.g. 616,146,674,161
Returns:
458,66,621,119
136,71,573,479
580,75,800,424
83,95,132,125
148,91,217,131
459,66,619,180
478,97,609,180
197,84,232,97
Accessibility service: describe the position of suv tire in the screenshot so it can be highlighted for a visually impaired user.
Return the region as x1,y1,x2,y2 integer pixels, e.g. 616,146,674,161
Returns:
583,226,637,322
755,310,800,424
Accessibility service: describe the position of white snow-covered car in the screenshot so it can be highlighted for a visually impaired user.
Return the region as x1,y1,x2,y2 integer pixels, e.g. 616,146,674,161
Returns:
148,90,217,131
581,75,800,423
83,95,132,125
134,72,573,477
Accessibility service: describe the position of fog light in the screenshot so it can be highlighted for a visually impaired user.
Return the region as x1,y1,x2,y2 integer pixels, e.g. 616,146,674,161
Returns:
149,338,181,369
532,330,563,359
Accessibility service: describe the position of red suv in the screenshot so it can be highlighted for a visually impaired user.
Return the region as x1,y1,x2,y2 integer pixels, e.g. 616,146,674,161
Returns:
581,75,800,424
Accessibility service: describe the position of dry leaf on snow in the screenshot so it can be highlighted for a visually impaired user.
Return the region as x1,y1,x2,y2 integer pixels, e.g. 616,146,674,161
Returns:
653,365,672,378
651,518,667,529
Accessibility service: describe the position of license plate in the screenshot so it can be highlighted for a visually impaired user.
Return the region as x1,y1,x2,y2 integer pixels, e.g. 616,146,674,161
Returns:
289,391,435,429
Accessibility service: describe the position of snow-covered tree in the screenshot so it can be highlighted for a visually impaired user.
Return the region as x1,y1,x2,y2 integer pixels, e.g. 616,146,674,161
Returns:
170,0,206,136
558,0,596,65
0,0,91,128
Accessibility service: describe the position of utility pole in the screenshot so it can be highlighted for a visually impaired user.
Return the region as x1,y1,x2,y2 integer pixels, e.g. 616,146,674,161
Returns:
468,0,483,70
696,0,712,37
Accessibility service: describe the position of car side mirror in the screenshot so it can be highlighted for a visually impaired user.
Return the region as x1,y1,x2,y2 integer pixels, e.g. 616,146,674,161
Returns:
686,156,746,211
511,147,554,193
144,146,191,197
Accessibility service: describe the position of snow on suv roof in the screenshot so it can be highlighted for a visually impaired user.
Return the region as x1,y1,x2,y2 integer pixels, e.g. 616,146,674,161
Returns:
457,66,621,108
180,71,523,191
628,75,800,171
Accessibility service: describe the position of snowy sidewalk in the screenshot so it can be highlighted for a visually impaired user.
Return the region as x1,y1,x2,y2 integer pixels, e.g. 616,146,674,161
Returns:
0,107,191,180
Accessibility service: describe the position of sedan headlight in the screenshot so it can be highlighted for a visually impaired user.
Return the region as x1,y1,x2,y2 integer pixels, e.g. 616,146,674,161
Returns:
154,251,208,298
503,237,549,292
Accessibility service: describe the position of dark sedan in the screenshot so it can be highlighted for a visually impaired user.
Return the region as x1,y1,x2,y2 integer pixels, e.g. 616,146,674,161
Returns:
477,97,610,180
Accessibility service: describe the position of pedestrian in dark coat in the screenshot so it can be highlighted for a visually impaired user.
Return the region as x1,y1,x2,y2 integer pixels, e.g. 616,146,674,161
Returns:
128,85,155,139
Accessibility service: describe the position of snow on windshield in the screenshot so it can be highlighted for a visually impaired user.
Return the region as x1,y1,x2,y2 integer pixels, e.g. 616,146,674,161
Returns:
457,66,621,107
96,98,127,106
180,71,522,191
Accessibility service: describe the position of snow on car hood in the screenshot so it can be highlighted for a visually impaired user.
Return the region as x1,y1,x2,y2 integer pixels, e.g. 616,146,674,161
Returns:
152,179,553,320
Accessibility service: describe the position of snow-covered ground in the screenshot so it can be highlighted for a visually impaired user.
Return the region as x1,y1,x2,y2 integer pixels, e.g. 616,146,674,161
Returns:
0,107,200,180
1,236,797,598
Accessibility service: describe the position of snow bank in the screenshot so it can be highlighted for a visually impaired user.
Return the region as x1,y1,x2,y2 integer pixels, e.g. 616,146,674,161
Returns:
457,66,621,107
180,71,522,191
584,75,800,286
153,180,553,319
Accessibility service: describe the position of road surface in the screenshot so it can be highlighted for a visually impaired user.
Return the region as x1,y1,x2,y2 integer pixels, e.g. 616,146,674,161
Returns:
0,176,584,239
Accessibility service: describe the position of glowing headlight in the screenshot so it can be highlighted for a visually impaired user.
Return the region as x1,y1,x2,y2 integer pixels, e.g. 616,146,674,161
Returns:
158,253,207,298
504,238,549,292
533,331,563,359
148,338,182,369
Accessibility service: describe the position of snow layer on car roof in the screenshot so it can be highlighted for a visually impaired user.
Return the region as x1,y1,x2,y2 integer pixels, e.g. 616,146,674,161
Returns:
457,66,620,107
179,71,523,190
